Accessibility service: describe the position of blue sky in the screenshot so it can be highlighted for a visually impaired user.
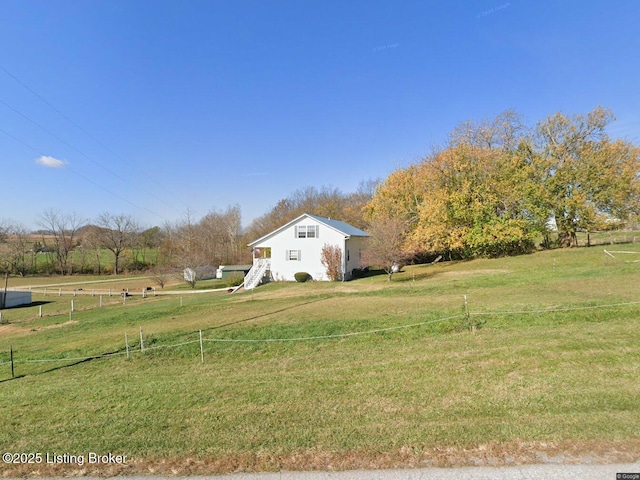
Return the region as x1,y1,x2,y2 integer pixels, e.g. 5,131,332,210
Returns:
1,1,639,230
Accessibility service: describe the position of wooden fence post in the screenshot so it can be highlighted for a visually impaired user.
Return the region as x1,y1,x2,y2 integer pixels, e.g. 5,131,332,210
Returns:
199,330,204,364
464,295,472,332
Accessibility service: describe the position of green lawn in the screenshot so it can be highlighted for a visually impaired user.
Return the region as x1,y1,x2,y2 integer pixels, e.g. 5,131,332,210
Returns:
1,246,639,475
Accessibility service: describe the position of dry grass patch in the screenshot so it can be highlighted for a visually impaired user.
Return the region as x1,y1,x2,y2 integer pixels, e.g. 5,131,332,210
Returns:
2,247,640,475
1,440,638,477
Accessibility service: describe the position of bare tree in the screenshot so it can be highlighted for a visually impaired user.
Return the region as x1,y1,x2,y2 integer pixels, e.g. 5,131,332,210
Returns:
149,266,172,289
6,223,30,276
173,210,208,288
0,219,10,244
138,226,163,266
362,216,413,281
200,205,244,265
95,213,139,274
450,109,528,151
81,225,105,275
0,219,13,274
221,205,243,264
39,209,85,275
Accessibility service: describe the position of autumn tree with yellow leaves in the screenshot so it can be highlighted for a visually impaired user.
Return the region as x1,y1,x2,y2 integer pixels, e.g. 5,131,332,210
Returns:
366,107,640,260
534,107,640,246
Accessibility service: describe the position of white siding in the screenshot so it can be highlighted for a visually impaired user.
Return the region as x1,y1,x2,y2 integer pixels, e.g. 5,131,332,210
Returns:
251,217,348,281
345,236,369,278
249,214,370,283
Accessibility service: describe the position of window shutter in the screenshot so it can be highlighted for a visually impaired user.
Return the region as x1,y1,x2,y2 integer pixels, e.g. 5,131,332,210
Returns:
298,250,301,261
294,226,298,238
316,226,319,238
285,250,289,261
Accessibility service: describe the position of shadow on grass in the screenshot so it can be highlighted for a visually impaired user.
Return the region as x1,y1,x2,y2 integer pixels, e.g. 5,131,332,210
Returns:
1,300,54,310
0,348,124,383
0,297,334,381
0,374,26,383
201,296,331,333
351,268,387,279
353,267,440,283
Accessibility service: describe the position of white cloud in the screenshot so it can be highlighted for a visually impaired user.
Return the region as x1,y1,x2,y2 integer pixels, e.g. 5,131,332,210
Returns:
35,156,67,168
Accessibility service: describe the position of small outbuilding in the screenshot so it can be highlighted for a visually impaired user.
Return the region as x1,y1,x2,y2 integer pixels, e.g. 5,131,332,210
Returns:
1,290,32,309
217,265,253,280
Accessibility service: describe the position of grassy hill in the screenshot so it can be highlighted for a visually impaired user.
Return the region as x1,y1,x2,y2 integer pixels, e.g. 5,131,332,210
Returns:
1,246,639,476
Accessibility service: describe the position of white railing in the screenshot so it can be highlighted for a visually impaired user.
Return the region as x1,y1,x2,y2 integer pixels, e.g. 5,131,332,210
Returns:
244,258,271,290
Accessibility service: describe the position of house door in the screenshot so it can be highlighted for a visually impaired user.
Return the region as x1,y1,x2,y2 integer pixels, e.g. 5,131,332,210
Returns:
253,247,271,259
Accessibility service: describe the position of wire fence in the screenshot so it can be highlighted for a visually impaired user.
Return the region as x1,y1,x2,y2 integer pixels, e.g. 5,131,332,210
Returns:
2,299,639,379
12,286,230,296
576,231,640,247
0,291,199,326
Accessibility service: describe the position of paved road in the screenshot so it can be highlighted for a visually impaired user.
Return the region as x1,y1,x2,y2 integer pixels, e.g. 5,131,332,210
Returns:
35,463,637,480
205,464,639,479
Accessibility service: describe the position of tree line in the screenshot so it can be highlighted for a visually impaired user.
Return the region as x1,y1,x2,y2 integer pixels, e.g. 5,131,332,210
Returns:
366,106,640,262
2,106,637,280
0,186,377,280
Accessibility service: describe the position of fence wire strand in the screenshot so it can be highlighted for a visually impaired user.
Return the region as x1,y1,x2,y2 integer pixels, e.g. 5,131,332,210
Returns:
3,300,638,370
469,300,640,317
203,314,465,343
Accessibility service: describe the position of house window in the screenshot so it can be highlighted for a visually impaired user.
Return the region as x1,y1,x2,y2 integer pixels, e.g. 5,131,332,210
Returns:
287,249,301,261
296,225,318,238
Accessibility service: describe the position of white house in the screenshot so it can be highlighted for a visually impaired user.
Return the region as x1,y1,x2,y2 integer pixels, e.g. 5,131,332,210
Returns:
245,213,370,288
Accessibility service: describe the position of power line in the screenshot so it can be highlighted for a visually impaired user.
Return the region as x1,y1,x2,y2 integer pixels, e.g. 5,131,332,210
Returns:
0,126,169,223
0,96,183,216
0,64,193,210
